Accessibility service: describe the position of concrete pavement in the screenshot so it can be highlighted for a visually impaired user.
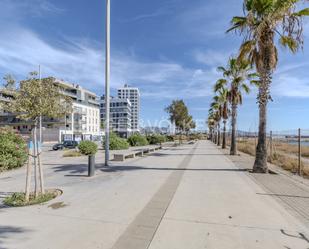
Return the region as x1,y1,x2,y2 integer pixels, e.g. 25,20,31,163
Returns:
0,140,309,249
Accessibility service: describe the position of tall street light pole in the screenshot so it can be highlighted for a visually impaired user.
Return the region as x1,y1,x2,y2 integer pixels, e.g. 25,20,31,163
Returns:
105,0,110,166
39,65,42,144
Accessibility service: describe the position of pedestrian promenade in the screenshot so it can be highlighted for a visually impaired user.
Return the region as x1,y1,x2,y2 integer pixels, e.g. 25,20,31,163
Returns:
0,140,309,249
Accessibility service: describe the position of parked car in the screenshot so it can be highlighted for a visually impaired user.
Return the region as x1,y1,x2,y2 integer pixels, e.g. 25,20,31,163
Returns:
52,141,78,151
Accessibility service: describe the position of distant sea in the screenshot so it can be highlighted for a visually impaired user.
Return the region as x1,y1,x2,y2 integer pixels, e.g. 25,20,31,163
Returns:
288,141,309,147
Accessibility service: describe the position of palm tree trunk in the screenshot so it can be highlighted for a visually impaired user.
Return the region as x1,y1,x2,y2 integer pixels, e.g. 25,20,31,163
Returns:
222,120,227,149
217,123,221,146
230,103,237,155
253,30,273,173
253,87,269,173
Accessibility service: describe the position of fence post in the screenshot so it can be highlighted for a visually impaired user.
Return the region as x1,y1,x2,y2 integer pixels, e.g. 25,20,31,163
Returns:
298,128,301,176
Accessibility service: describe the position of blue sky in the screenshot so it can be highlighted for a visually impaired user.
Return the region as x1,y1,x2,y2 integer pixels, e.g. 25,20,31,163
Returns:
0,0,308,131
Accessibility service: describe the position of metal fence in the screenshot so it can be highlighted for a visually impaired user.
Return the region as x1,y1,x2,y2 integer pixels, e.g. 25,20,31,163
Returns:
221,129,309,177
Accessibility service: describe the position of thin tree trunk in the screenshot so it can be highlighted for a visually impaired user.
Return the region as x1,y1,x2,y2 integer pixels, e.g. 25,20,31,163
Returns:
25,145,32,202
230,104,237,155
222,120,227,149
38,147,45,194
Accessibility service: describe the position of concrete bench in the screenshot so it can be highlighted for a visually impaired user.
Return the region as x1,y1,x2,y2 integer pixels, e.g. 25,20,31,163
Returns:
113,145,162,161
113,151,136,161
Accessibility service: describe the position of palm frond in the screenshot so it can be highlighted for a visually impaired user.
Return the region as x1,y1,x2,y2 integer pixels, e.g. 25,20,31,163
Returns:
293,8,309,17
241,83,250,94
214,79,227,92
226,16,248,33
238,40,256,62
279,35,299,53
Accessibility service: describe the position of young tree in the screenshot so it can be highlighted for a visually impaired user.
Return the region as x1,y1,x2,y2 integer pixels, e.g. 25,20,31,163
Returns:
6,74,72,200
215,58,257,154
228,0,308,173
3,74,16,90
165,100,195,143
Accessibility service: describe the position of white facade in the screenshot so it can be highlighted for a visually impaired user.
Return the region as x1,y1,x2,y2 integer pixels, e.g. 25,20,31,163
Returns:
100,96,132,138
0,81,102,142
117,84,140,132
55,80,101,142
59,102,100,141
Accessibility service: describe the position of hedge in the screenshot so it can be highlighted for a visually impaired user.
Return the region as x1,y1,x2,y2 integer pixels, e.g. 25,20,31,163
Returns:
78,141,98,155
127,134,149,147
0,127,28,172
147,134,166,145
103,132,129,150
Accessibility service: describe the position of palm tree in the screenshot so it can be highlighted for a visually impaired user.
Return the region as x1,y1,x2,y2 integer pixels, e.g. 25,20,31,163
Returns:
213,85,229,149
228,0,308,173
207,115,216,142
215,58,257,155
210,96,224,146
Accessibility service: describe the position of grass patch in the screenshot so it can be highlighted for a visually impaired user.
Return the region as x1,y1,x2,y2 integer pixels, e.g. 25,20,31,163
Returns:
63,150,82,157
4,190,59,207
234,139,309,177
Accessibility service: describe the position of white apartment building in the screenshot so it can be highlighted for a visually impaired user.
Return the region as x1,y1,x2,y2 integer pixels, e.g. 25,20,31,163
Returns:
100,96,132,138
0,79,101,142
117,84,140,132
55,80,101,142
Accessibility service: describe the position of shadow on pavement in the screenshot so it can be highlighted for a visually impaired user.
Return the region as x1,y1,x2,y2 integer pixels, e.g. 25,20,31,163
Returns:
52,164,106,177
52,164,88,176
0,225,30,246
257,193,309,199
100,166,249,173
150,153,230,157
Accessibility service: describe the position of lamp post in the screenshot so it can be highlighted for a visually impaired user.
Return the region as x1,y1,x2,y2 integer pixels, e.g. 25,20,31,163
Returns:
105,0,110,166
39,65,42,144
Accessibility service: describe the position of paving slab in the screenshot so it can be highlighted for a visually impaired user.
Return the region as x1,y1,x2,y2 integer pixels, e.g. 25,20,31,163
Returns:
0,143,191,249
148,141,309,249
1,140,309,249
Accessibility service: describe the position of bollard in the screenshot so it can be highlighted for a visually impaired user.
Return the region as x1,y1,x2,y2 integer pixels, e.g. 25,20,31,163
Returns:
88,155,95,177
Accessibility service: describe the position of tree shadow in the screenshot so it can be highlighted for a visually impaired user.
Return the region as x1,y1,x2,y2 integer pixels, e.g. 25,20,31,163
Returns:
100,166,248,173
0,192,15,209
0,225,31,246
150,153,231,157
52,164,88,175
52,163,106,177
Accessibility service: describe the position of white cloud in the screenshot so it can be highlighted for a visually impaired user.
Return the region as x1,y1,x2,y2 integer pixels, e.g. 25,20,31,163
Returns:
272,74,309,97
0,0,64,20
0,27,104,90
122,8,171,22
192,50,231,66
0,24,217,99
176,0,242,40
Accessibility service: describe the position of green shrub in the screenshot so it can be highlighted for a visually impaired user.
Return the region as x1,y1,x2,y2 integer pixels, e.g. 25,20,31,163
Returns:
103,132,129,150
128,134,149,146
147,134,166,145
4,191,57,207
0,127,28,172
189,133,204,140
166,135,175,142
63,150,82,157
78,141,98,155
